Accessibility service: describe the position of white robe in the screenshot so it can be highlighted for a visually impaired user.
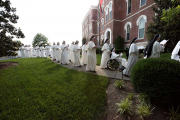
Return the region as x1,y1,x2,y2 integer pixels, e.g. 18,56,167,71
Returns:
171,41,180,60
111,52,127,67
123,43,138,76
150,41,164,58
100,43,110,68
17,50,21,58
19,46,25,58
86,41,96,71
45,46,51,58
68,46,71,61
73,44,81,66
32,48,36,56
51,45,56,60
81,45,87,65
70,44,74,62
60,44,69,64
26,47,30,58
40,47,45,57
36,46,40,57
56,45,61,62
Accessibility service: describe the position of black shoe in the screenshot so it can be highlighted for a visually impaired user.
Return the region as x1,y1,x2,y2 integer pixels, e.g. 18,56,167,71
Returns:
57,61,60,63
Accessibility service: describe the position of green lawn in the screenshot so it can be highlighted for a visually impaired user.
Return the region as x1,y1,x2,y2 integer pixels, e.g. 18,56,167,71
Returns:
0,58,109,120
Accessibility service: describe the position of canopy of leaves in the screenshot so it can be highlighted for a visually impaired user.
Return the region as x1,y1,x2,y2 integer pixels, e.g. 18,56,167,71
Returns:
32,33,48,47
115,35,124,49
0,0,25,57
146,0,180,52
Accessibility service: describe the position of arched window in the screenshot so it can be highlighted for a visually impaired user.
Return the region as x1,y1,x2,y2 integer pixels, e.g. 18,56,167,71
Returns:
101,34,104,41
126,25,130,41
109,1,113,20
138,18,145,39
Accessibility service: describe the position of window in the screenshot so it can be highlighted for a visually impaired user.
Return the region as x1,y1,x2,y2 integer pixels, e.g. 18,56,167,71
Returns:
105,6,108,22
126,25,130,41
140,0,146,7
139,18,145,39
101,18,104,30
97,22,99,33
127,0,131,14
109,1,113,20
101,34,104,41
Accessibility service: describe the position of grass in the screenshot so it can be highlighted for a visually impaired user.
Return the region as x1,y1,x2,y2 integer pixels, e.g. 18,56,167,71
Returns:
0,58,109,120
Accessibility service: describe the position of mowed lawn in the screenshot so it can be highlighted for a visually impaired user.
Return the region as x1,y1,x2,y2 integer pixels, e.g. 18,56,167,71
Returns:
0,58,109,120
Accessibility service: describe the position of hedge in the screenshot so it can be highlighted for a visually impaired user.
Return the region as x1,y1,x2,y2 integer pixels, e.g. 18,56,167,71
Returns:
131,58,180,107
160,53,171,59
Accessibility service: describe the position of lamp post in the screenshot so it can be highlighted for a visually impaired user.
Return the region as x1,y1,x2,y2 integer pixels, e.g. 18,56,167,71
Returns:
119,66,126,80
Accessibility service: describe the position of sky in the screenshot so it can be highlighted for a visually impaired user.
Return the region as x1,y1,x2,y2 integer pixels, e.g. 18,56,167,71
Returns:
11,0,98,46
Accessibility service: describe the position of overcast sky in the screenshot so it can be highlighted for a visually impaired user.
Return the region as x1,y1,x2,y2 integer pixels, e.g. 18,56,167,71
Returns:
11,0,98,46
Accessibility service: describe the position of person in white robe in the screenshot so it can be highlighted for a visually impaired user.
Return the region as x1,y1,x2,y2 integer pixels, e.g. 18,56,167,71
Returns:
110,48,127,67
171,41,180,61
73,41,81,67
123,38,139,76
45,44,51,58
81,41,88,65
19,44,25,58
100,39,111,68
51,42,56,61
35,45,40,57
28,45,32,57
40,45,45,57
69,42,75,62
56,42,61,63
86,36,98,72
26,45,31,58
60,41,69,65
144,34,166,58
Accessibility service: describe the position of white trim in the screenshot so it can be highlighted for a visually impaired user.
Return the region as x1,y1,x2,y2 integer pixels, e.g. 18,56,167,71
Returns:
126,0,131,15
124,22,132,30
101,34,104,40
140,0,146,8
104,28,112,44
136,15,147,26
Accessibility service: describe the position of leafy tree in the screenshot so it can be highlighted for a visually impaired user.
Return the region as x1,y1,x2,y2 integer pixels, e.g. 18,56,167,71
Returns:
32,33,48,47
82,37,86,45
146,0,180,52
0,0,25,57
115,35,124,49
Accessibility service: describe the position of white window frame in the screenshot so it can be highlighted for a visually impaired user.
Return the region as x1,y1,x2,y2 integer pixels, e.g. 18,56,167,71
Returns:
140,0,146,7
124,22,132,41
126,0,131,15
109,1,113,19
136,15,147,39
101,18,104,30
101,34,104,40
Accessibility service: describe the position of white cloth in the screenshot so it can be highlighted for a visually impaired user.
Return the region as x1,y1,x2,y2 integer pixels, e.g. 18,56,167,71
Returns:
19,46,25,58
68,46,71,61
73,44,81,66
36,46,40,57
86,41,96,71
81,45,87,65
60,44,69,64
26,47,30,58
171,41,180,60
45,46,51,57
56,45,61,61
40,47,45,57
150,41,164,58
69,44,74,62
111,52,127,67
100,43,110,68
51,45,57,59
123,43,138,76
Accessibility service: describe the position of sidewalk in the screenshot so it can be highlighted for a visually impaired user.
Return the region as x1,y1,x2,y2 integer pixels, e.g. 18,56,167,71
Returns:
54,61,130,81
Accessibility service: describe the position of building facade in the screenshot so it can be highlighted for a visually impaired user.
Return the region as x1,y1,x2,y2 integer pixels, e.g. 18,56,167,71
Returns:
82,0,155,48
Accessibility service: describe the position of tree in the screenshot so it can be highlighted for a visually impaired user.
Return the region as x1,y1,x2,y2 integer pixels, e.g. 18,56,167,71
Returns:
115,35,124,49
32,33,48,47
101,39,104,47
146,0,180,52
0,0,25,57
82,37,86,45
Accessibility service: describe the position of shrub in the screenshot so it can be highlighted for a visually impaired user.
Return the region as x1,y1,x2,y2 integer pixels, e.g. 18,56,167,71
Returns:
160,53,171,59
136,101,155,119
116,98,132,115
114,80,125,89
115,35,124,49
127,93,134,100
166,106,180,120
96,48,102,54
138,93,149,102
131,58,180,107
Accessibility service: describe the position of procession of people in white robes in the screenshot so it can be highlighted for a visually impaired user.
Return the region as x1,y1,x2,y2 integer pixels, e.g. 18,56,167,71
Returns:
171,41,180,61
81,42,88,65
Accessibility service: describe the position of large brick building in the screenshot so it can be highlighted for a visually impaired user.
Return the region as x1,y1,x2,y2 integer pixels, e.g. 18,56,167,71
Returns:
82,0,156,48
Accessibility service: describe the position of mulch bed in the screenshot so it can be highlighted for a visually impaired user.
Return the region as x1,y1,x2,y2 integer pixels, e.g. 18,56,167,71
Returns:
0,62,18,70
104,79,170,120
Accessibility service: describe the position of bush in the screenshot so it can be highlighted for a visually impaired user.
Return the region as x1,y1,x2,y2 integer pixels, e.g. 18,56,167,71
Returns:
114,80,125,89
115,35,124,49
160,53,171,59
116,98,132,115
116,49,128,54
96,48,102,54
131,58,180,107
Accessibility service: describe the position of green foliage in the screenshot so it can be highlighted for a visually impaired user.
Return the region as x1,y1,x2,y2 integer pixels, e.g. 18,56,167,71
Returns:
82,38,86,45
0,0,25,57
115,49,128,54
115,36,124,49
0,58,109,119
136,101,155,120
116,98,132,115
96,54,102,66
131,58,180,107
146,0,180,52
138,93,149,102
32,33,48,47
114,80,125,89
127,93,134,100
166,106,180,120
96,48,102,54
101,39,104,47
160,53,171,59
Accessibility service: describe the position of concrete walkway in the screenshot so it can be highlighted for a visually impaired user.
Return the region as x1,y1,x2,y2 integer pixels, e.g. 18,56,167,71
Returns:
0,56,15,61
54,61,130,81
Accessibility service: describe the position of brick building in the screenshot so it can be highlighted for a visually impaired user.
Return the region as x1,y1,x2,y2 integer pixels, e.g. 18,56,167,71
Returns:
82,0,156,48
